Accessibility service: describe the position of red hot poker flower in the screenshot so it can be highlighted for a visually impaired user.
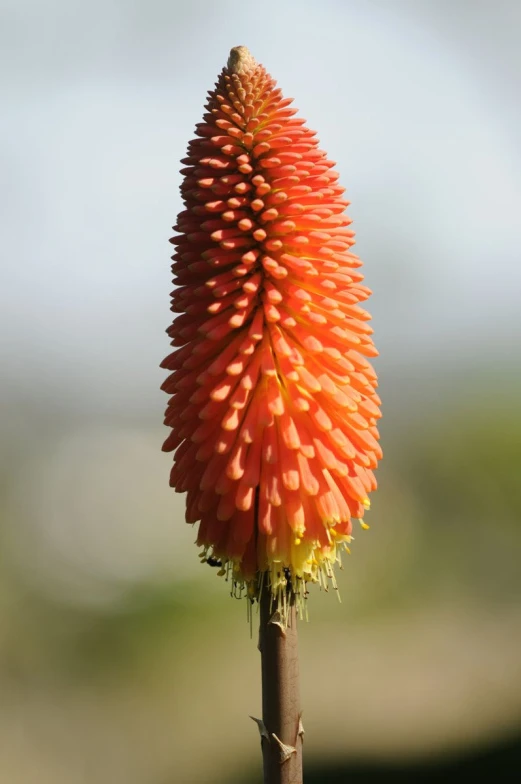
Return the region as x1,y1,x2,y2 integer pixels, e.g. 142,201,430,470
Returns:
162,46,382,612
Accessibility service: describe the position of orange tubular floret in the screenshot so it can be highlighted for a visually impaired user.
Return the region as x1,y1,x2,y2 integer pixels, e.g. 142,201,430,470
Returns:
162,46,382,614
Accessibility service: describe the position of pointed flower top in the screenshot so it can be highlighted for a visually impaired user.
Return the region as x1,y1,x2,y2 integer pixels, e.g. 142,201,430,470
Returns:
227,46,258,75
162,47,382,617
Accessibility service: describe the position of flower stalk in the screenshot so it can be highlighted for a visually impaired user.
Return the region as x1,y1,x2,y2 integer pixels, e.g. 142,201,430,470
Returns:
259,581,303,783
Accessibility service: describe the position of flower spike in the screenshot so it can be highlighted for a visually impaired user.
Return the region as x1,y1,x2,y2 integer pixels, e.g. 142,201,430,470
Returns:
162,46,382,616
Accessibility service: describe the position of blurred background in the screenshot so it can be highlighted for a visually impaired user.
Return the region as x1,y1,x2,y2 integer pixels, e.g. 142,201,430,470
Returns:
2,0,521,781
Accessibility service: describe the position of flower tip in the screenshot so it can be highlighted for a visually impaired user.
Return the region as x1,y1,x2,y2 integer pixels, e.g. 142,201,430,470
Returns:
227,45,257,74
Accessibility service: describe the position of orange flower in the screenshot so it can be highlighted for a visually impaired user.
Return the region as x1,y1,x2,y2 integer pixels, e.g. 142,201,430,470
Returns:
162,46,382,611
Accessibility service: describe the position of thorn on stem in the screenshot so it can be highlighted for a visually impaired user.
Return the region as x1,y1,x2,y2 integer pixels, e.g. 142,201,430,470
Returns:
268,610,286,636
250,715,270,742
271,733,297,763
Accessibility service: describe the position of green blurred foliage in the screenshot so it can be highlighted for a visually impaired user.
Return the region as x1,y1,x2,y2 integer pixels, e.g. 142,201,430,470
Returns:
0,383,520,783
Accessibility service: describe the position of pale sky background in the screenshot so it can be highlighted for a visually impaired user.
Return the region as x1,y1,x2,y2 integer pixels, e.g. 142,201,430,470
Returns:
1,0,521,602
2,0,520,422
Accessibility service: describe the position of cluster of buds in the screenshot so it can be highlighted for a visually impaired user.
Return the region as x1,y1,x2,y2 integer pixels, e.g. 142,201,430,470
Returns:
162,47,382,615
